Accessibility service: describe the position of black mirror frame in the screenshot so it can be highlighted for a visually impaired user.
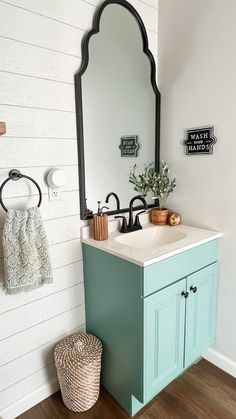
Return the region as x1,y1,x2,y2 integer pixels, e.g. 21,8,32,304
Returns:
75,0,160,220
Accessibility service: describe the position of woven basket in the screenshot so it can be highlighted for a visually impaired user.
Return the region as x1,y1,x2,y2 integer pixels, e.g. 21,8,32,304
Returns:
54,332,103,412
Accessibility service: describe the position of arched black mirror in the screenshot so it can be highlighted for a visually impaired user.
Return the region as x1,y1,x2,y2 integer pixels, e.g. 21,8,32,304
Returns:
75,0,160,220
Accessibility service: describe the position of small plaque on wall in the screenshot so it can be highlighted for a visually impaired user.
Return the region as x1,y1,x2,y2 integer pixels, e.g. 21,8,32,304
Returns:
183,126,217,155
119,135,139,157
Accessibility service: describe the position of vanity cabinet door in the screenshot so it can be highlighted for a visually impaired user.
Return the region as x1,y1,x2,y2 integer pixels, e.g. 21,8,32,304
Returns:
144,278,186,401
185,263,218,368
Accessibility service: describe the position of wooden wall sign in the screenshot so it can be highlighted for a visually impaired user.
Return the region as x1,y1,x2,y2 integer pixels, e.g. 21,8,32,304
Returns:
119,135,139,157
184,126,217,155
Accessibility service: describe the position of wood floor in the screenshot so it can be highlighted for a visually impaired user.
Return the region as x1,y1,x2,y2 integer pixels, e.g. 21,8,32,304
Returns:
18,360,236,419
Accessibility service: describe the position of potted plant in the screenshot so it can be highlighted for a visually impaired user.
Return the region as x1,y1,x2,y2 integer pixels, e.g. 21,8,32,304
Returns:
129,161,176,225
148,161,176,225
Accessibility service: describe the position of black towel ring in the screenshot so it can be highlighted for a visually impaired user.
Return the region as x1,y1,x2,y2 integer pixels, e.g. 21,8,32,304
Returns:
0,169,42,212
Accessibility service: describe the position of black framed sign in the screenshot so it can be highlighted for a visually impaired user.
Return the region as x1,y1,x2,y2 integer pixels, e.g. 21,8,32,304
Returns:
119,135,140,157
184,126,217,155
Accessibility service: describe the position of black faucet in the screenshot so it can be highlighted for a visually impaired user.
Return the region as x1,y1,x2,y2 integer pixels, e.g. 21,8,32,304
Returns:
105,192,120,211
128,195,148,229
115,195,147,233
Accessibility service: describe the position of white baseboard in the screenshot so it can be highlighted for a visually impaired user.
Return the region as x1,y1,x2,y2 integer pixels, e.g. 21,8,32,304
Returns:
203,348,236,378
0,378,59,419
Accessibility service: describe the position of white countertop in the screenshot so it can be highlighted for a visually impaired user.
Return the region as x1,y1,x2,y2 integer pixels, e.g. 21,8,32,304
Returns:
81,219,222,267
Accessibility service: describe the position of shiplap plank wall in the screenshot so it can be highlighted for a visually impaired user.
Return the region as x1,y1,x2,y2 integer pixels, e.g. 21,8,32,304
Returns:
0,0,158,417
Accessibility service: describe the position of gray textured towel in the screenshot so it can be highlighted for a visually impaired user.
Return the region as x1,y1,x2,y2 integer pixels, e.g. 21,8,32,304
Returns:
3,207,53,295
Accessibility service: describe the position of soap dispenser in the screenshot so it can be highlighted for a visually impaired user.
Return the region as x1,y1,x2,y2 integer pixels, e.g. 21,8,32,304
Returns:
93,201,109,241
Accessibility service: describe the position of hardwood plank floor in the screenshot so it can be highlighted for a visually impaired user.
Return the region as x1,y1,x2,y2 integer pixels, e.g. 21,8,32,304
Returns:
18,360,236,419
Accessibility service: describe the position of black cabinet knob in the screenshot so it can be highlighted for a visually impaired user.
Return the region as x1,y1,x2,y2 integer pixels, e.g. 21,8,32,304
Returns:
190,286,197,293
181,291,189,299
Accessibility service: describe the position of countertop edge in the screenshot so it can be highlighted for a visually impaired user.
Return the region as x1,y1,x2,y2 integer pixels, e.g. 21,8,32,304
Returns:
82,232,222,267
142,232,222,267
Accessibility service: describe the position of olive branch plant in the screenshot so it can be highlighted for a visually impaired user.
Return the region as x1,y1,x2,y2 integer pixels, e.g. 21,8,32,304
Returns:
129,161,176,210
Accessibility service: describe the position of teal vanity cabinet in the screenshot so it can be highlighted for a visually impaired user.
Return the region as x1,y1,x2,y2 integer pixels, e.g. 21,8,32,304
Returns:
144,262,217,402
83,239,219,416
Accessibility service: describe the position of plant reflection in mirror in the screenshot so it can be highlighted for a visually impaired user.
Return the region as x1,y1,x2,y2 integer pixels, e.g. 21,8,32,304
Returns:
129,162,153,198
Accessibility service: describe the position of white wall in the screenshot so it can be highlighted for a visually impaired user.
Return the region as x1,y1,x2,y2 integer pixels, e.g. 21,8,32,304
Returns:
0,1,158,417
159,0,236,376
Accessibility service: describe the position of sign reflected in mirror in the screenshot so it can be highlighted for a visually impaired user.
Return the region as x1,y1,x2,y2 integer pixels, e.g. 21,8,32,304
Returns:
75,0,160,219
119,136,139,157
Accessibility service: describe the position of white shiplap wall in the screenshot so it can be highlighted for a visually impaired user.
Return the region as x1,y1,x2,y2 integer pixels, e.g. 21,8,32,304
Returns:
0,1,158,418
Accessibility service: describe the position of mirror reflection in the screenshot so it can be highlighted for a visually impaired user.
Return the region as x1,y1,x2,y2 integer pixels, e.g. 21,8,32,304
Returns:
76,1,160,219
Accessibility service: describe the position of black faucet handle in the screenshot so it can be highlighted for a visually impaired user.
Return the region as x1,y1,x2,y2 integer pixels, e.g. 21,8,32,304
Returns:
134,210,146,227
114,216,128,233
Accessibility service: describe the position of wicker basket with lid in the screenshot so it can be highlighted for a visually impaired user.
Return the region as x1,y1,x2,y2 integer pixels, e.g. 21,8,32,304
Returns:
54,332,103,412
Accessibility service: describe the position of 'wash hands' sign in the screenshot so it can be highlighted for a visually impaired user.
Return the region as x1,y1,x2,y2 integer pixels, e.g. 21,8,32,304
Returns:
184,126,217,155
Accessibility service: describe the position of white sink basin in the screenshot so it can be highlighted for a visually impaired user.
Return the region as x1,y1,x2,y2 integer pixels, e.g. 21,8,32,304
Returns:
115,226,187,249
